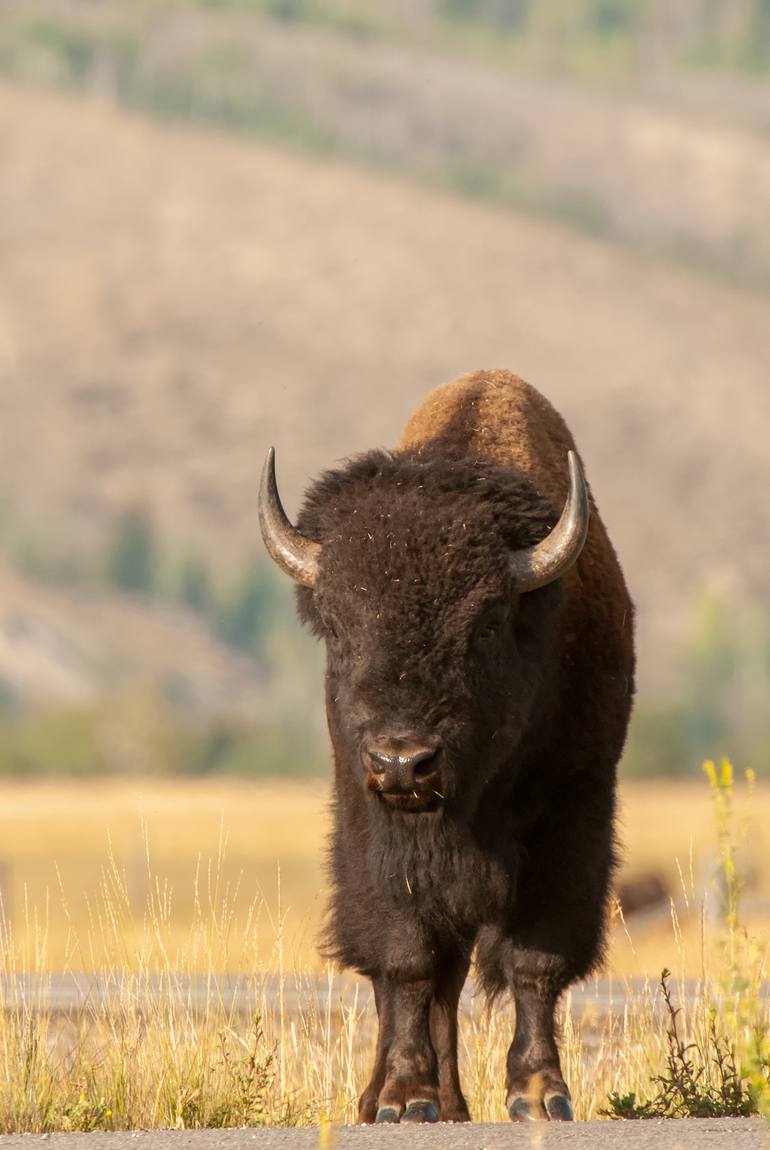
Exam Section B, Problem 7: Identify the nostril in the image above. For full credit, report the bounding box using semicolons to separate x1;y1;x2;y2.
411;749;439;781
363;738;443;791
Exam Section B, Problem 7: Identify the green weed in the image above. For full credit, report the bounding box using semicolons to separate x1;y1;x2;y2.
602;759;770;1119
210;1015;275;1127
601;968;758;1118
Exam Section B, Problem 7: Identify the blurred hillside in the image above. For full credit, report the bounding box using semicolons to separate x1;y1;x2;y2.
0;2;769;775
2;1;770;281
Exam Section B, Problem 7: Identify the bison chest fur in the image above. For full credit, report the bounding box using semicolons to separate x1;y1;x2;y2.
328;781;536;981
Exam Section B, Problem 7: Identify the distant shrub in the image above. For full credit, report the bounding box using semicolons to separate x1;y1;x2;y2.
623;592;770;779
193;721;327;777
0;693;327;779
0;707;103;777
20;19;96;84
175;553;213;614
0;677;18;715
214;561;281;658
107;508;158;595
622;701;693;778
440;0;530;31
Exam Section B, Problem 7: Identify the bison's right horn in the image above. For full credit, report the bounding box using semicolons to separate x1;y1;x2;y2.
509;451;589;592
259;447;321;588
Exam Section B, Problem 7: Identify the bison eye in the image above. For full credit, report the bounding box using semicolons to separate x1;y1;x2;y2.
474;605;506;647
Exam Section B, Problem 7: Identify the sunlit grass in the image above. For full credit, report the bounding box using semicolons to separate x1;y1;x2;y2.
0;771;766;1129
0;779;329;970
1;776;769;973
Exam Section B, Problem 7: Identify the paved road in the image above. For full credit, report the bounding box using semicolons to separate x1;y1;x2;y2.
0;1121;767;1150
6;973;767;1018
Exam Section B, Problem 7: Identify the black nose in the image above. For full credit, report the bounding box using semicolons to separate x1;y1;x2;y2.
363;737;441;793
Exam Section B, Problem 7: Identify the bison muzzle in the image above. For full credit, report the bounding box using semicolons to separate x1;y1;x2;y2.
259;370;635;1123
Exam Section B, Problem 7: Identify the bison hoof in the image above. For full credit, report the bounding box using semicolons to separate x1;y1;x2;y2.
545;1093;574;1121
375;1107;401;1124
401;1100;440;1124
507;1091;574;1123
507;1096;543;1122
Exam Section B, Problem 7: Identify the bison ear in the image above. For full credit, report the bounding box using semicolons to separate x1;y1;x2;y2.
259;447;321;588
509;451;589;593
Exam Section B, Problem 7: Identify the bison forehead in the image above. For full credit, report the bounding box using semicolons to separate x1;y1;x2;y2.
320;512;509;600
295;447;560;637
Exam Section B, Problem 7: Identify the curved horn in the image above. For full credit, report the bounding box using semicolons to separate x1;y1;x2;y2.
259;447;321;588
509;451;590;592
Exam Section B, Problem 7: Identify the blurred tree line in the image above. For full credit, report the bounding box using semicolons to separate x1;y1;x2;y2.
3;0;769;283
624;592;770;778
1;504;770;778
2;0;769;80
438;0;770;70
0;504;327;778
106;507;280;662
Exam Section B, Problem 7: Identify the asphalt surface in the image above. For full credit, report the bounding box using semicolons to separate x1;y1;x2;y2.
6;972;762;1018
0;1122;767;1150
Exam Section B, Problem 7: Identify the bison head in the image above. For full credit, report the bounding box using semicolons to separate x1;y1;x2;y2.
260;447;587;815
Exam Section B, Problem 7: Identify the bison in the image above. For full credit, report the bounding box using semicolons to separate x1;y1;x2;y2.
259;369;635;1124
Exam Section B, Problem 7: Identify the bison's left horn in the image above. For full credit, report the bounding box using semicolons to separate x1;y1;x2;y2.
509;451;589;592
259;447;321;588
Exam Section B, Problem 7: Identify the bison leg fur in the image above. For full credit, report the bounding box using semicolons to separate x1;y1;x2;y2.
429;952;472;1122
505;973;572;1123
358;978;393;1123
362;979;440;1124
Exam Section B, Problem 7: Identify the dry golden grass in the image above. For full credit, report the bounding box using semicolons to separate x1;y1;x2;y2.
0;775;767;975
0;778;329;971
613;777;770;977
0;772;766;1129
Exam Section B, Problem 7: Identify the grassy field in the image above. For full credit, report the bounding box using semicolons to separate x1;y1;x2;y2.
0;771;767;1128
0;768;767;1127
0;778;328;971
0;774;767;975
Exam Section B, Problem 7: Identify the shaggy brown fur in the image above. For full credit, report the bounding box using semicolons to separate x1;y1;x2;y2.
273;370;635;1125
400;369;631;656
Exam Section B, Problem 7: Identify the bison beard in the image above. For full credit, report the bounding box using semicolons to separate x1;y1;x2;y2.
259;370;635;1123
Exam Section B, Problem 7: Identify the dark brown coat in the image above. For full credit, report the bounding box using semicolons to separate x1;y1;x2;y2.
263;370;635;1124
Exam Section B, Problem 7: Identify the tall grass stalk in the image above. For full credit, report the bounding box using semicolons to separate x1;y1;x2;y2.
704;759;770;1118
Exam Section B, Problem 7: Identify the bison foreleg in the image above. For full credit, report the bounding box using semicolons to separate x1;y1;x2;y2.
358;977;393;1123
429;952;472;1122
505;973;572;1122
361;978;439;1124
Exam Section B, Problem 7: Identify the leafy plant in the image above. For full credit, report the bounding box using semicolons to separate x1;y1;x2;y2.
603;760;770;1119
60;1090;113;1133
601;969;758;1118
210;1015;275;1127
